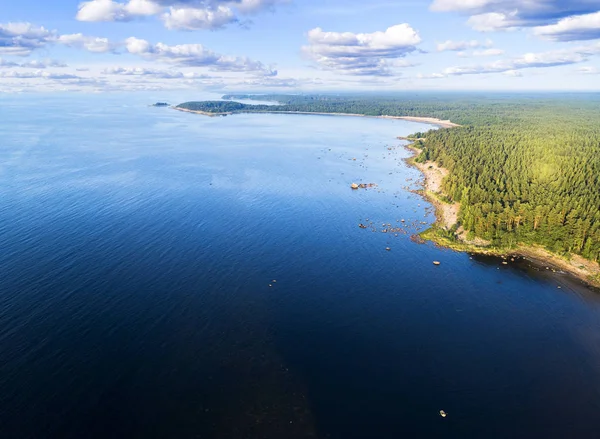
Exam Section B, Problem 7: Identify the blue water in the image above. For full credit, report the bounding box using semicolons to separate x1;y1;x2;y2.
1;95;599;439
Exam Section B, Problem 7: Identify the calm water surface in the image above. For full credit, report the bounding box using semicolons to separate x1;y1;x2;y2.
1;95;599;439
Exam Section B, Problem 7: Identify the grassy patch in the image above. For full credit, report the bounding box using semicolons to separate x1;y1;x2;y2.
420;226;499;254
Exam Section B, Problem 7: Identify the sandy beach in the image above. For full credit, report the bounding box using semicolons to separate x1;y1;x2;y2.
409;155;459;230
172;106;461;128
172;107;229;117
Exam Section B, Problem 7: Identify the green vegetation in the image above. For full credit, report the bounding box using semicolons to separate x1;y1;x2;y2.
418;105;600;263
421;226;491;253
178;93;600;264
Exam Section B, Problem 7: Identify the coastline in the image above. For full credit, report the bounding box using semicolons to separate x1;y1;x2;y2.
404;144;600;289
173;104;599;288
171;106;460;129
172;106;229;117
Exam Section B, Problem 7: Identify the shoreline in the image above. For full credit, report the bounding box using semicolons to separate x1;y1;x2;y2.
173;104;599;288
171;106;460;129
404;144;600;289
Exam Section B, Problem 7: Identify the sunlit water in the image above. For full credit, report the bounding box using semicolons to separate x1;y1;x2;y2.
1;94;599;439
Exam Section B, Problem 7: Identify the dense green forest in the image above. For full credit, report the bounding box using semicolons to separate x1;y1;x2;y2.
178;94;600;263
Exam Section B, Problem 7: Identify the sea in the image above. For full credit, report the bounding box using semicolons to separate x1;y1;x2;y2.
1;93;599;439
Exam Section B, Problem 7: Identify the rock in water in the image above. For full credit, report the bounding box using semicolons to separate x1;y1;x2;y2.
351;183;359;189
433;261;441;266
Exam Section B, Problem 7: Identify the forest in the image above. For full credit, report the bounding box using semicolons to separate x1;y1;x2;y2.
178;94;600;263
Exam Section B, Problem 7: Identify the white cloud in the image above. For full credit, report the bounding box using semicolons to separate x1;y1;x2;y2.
473;48;504;57
534;11;600;42
303;24;421;76
234;0;287;14
162;5;236;30
437;39;492;52
0;70;80;79
467;11;520;32
430;0;493;13
101;66;214;79
76;0;288;30
422;42;600;78
57;33;118;53
125;37;277;75
76;0;161;22
20;59;68;68
0;22;120;56
417;72;446;79
430;0;600;32
0;22;56;55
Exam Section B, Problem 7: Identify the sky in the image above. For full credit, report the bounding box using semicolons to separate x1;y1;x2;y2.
1;0;600;93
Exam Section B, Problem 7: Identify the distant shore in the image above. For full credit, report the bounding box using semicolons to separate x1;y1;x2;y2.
172;106;460;128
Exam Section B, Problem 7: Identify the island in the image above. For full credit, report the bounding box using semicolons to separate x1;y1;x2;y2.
174;94;600;288
151;102;170;107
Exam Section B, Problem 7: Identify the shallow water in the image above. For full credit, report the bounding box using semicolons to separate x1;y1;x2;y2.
0;94;599;439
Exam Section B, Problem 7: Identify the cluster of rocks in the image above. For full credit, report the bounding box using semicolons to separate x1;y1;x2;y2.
351;183;377;190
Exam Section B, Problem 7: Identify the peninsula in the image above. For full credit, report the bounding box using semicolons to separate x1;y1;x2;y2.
173;101;459;129
175;94;600;288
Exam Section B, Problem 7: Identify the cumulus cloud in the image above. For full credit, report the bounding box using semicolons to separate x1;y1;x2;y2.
76;0;161;21
430;0;600;32
437;39;492;52
303;24;421;76
0;22;119;56
467;11;521;32
422;42;600;78
125;37;277;75
162;5;236;30
0;22;56;55
534;11;600;41
57;33;118;53
76;0;288;30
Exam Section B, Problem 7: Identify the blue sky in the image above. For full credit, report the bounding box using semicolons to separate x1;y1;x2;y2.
1;0;600;93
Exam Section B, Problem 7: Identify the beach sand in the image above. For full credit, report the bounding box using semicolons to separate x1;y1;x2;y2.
172;107;461;128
